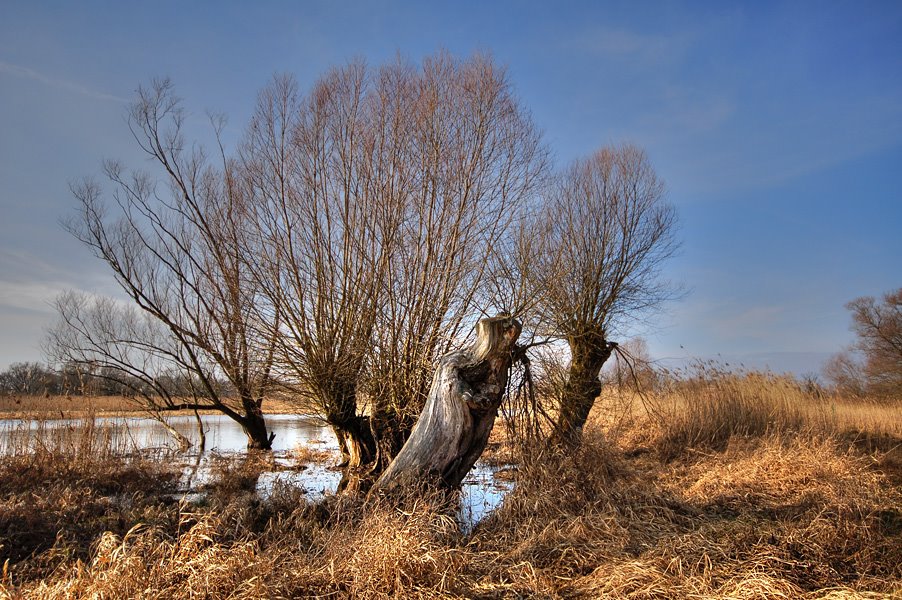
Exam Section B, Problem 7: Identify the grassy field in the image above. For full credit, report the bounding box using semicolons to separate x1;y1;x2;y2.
1;373;900;599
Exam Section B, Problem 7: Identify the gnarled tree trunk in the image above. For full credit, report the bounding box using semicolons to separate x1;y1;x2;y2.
552;336;618;446
372;316;521;493
240;397;275;450
331;415;376;469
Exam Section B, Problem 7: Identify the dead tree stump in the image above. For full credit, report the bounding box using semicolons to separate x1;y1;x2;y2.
371;315;522;493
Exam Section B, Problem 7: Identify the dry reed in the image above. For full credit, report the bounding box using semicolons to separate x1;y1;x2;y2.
1;373;900;599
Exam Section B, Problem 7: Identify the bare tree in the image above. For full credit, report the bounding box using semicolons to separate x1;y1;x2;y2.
65;79;278;449
363;52;547;468
823;350;867;398
46;291;204;450
0;362;56;396
603;337;659;392
522;144;679;445
243;65;404;469
243;53;546;474
838;288;902;399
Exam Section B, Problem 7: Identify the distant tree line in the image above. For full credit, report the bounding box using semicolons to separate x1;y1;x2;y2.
0;360;234;399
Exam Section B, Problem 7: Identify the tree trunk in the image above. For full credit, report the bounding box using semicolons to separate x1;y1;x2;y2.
331;415;376;469
369;408;414;473
241;397;274;450
371;316;521;494
553;337;617;446
158;416;193;452
193;408;207;452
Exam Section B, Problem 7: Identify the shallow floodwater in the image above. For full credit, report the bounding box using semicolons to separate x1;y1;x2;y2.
0;414;513;529
0;413;330;453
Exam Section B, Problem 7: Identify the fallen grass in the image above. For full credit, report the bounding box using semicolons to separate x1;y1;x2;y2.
1;372;900;598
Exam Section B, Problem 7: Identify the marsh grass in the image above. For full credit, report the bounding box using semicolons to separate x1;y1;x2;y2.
650;370;808;459
0;417;181;584
600;367;902;460
1;372;901;599
287;442;339;465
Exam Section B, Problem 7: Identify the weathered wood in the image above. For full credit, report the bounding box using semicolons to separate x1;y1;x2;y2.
371;315;522;493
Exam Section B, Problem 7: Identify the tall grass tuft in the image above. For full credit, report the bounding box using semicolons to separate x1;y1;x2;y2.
653;367;807;459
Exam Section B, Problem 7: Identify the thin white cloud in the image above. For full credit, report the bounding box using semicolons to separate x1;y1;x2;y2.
0;280;61;315
0;248;72;285
0;248;121;309
570;27;695;66
0;59;127;103
712;305;784;337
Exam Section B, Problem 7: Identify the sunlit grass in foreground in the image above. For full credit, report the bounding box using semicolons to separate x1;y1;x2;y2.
1;370;900;599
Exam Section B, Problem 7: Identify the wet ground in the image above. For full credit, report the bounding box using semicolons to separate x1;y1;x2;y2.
0;414;513;529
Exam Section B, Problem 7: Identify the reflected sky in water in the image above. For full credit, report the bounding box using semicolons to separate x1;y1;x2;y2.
1;414;512;530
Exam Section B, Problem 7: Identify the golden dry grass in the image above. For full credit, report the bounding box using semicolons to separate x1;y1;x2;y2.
287;442;339;465
603;370;902;458
1;373;901;599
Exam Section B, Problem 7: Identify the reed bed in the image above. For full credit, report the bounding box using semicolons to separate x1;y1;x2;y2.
1;373;900;599
0;417;181;586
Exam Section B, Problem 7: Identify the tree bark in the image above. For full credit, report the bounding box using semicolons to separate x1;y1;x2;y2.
553;337;617;446
371;316;521;493
241;397;274;450
369;408;414;473
331;415;376;469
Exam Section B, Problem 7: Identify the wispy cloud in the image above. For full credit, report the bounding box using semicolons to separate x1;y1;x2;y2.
712;305;785;337
0;59;127;103
666;299;789;348
638;85;736;135
0;281;62;316
569;27;695;66
0;249;119;312
0;249;71;316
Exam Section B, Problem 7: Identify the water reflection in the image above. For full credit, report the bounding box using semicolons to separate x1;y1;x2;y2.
0;414;512;529
0;413;334;454
459;466;515;533
257;465;342;502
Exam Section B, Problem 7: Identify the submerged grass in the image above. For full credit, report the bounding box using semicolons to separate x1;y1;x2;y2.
1;373;901;599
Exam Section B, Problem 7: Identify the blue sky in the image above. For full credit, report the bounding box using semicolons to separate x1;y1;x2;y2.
1;1;900;375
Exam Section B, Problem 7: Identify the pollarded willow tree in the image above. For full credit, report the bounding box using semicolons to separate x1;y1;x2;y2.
243;64;404;468
364;52;547;467
62;80;279;449
243;52;547;473
523;144;679;445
